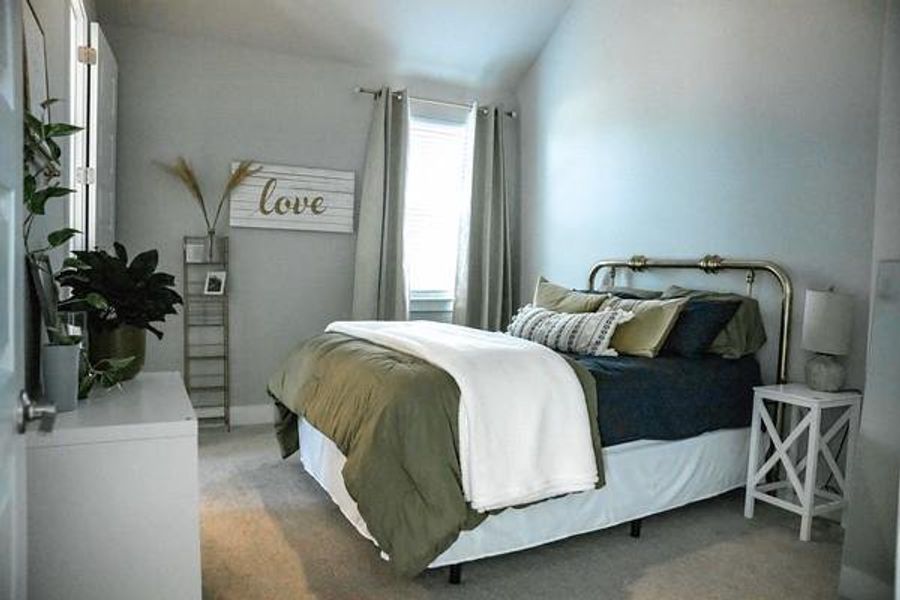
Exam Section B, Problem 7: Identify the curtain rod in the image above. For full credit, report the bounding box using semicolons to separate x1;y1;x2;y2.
354;87;517;119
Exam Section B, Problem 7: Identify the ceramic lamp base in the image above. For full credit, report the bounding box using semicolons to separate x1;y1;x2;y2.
805;353;846;392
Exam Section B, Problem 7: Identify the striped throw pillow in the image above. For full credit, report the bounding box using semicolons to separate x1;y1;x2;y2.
508;305;634;357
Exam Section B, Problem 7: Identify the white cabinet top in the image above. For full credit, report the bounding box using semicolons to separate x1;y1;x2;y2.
753;383;862;407
27;372;197;448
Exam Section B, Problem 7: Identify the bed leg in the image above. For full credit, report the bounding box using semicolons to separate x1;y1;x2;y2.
448;563;463;585
630;519;642;538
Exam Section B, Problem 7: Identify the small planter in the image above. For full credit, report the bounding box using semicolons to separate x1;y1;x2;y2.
89;325;146;381
43;344;80;412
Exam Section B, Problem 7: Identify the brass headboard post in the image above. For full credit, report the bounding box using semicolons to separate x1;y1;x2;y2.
588;254;793;384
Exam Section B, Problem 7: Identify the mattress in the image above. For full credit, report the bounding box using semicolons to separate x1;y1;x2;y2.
298;418;750;569
573;353;761;446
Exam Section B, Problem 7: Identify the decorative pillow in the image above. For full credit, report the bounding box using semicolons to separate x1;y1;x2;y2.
599;297;688;357
533;276;608;313
662;299;741;357
660;286;767;358
508;305;633;357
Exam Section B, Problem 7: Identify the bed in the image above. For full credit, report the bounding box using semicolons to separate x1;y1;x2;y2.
269;254;793;583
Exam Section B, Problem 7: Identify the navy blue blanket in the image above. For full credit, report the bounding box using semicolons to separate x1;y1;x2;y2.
570;354;761;447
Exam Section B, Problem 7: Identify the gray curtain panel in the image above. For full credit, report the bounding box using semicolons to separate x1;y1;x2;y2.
351;88;410;320
453;106;514;330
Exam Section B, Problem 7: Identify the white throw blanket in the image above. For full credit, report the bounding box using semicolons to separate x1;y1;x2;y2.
325;320;599;512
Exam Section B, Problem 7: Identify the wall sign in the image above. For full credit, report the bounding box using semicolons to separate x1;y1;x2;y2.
229;162;355;233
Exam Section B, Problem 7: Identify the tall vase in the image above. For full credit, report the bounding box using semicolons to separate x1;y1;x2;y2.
204;231;228;263
206;230;217;262
43;344;80;412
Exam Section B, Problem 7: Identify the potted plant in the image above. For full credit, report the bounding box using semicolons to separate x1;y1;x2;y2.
57;243;183;381
24;100;134;407
157;157;259;261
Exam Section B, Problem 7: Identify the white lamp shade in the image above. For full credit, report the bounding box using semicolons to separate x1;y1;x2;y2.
802;289;853;355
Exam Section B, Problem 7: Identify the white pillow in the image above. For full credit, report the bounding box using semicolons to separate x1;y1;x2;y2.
508;305;634;357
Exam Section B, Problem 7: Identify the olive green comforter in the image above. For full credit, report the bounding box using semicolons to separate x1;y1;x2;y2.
267;332;604;576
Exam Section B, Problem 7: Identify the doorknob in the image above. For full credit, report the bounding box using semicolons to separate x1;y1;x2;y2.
16;390;56;434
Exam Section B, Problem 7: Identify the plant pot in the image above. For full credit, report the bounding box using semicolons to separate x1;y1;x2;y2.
89;325;146;381
43;344;80;412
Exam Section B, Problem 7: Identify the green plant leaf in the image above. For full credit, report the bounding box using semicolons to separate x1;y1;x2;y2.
47;227;80;248
79;371;98;399
57;298;91;313
25;112;43;130
46;137;61;161
40;98;60;108
113;242;128;264
95;356;136;388
28;186;74;215
128;249;158;278
148;272;175;287
84;292;109;310
45;123;82;137
97;356;136;371
62;256;90;270
24;173;36;197
55;272;90;286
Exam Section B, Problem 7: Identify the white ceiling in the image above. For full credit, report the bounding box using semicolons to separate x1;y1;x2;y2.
95;0;572;90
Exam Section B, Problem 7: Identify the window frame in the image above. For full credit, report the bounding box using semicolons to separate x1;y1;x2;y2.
404;100;475;309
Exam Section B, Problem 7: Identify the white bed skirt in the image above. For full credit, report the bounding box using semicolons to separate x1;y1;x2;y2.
297;418;750;569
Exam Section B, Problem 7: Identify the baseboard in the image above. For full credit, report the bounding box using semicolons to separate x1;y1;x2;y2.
230;403;275;426
838;565;894;600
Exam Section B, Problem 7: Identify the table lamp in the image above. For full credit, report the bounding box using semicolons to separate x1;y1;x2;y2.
802;289;853;392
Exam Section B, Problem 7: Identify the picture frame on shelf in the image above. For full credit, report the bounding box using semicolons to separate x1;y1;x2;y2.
203;271;227;295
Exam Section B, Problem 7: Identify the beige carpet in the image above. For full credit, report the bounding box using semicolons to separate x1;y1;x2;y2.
198;425;843;600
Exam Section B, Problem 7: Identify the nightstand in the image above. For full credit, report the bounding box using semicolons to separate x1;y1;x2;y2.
27;372;201;600
744;383;861;541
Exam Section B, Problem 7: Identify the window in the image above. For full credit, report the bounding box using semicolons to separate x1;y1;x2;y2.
404;102;475;307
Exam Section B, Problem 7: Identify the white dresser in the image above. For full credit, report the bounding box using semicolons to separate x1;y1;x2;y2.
26;372;201;600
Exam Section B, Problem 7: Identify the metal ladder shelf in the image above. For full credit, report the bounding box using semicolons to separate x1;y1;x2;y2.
182;236;231;430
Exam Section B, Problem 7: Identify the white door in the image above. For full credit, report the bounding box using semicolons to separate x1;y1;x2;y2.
66;0;89;252
86;21;116;251
0;0;27;597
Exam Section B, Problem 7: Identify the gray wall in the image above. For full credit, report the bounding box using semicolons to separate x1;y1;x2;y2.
840;0;900;596
515;0;884;385
107;26;510;408
870;0;900;267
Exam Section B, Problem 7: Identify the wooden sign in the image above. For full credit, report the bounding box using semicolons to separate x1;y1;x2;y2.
229;162;355;233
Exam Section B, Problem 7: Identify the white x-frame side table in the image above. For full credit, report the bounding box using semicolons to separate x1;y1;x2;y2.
744;384;862;541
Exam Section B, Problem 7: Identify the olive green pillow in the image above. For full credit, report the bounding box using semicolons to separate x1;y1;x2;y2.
660;286;767;358
533;277;608;313
600;296;688;357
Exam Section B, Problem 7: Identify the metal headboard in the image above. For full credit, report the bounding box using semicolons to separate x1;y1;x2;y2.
587;254;793;384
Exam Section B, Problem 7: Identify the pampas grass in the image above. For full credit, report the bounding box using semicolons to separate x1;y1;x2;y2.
158;157;260;234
